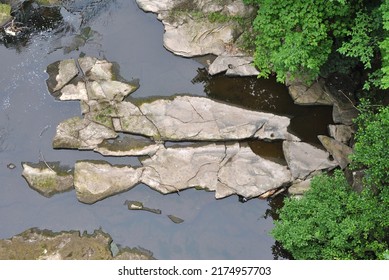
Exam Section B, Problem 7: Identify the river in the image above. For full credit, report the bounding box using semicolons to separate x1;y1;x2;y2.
0;0;332;259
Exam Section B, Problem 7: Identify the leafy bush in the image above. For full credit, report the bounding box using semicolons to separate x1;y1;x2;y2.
351;101;389;188
271;171;389;259
243;0;389;88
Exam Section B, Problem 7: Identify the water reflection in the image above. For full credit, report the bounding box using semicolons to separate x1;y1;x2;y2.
192;68;334;144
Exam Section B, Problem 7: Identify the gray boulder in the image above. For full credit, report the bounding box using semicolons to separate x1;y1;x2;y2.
283;141;338;180
328;124;354;144
318;135;353;169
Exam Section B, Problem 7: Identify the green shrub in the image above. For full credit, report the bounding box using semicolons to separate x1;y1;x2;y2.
271;171;389;259
351;102;389;188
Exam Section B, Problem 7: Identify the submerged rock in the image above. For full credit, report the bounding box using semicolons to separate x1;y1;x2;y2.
124;200;162;214
282;141;337;180
167;214;184;224
0;228;154;260
74;161;143;204
318;135;353;169
21;162;73;197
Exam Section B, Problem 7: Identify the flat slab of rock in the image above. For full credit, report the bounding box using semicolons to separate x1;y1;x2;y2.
283;141;338;180
0;228;153;260
135;96;300;141
318;135;353;169
74;161;143;204
140;143;292;199
21;162;73;197
288;178;312;195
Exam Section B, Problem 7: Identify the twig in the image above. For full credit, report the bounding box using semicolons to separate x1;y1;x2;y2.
39;150;55;173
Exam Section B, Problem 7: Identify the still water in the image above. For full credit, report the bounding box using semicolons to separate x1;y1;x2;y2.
0;0;332;259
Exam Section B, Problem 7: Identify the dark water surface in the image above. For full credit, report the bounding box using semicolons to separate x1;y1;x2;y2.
0;0;332;259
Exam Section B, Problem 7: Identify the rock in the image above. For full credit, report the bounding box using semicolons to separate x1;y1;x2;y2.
208;55;259;76
47;58;137;102
283;141;338;180
136;96;299;141
53;117;117;150
318;135;353;169
288;178;312;195
21;162;73;197
344;168;366;193
74;161;143;204
332;102;359;125
46;59;79;93
163;18;237;57
167;214;184;224
286;78;334;106
7;163;16;169
136;0;257;75
328;124;354;144
125;200;162;214
0;228;154;260
140;143;292;199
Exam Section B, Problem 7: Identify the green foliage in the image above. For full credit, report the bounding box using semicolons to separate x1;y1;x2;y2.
351;101;389;187
271;171;389;259
244;0;388;88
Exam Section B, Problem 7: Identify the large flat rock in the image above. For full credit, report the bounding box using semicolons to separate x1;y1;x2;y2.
140;143;292;199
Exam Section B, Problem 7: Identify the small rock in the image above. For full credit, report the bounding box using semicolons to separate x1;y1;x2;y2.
328;124;354;144
167;214;184;224
124;200;162;214
288;179;312;195
286;78;334;106
7;163;16;169
318;135;353;169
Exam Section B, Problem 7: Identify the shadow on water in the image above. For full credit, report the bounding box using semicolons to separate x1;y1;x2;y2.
192;68;334;145
0;0;334;260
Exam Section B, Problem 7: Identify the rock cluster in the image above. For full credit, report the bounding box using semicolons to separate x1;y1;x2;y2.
136;0;259;76
23;57;345;203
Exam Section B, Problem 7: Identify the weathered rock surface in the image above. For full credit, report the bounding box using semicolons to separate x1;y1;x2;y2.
328;124;354;144
283;141;337;180
136;0;258;76
140;143;292;199
46;57;137;101
21;162;73;197
208;55;259;76
52;117;117;150
332;102;359;125
74;161;143;204
0;228;154;260
318;135;353;169
286;78;334;106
